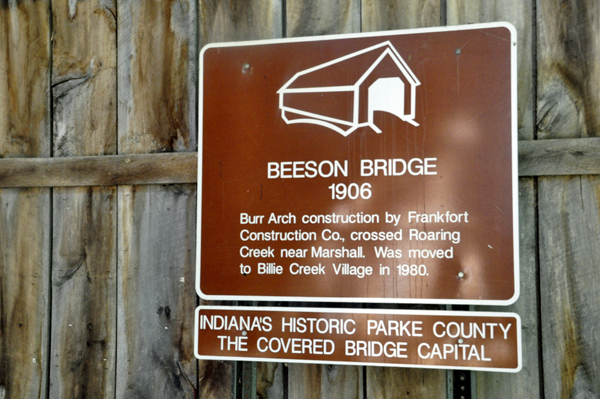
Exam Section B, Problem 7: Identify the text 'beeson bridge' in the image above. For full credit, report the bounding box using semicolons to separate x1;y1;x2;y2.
267;158;438;179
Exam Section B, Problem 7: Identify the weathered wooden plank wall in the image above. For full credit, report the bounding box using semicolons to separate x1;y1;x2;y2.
116;0;198;397
0;1;51;398
2;0;600;398
537;1;600;399
49;1;117;397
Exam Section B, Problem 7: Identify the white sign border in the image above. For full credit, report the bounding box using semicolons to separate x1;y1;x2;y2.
197;21;520;306
194;306;522;373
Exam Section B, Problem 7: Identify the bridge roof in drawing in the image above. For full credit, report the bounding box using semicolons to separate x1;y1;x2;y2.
278;41;420;93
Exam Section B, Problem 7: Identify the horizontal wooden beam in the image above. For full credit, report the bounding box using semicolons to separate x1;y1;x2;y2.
0;152;197;188
518;137;600;177
0;138;598;188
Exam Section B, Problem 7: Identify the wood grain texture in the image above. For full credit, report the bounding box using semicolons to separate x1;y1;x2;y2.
447;1;541;398
0;188;50;399
286;0;359;37
117;184;198;398
361;2;447;397
118;0;198;155
257;362;285;399
49;3;118;395
537;0;600;140
52;0;117;157
50;187;117;398
0;152;198;188
519;138;600;177
116;1;199;397
538;176;600;398
0;0;51;159
200;0;282;45
288;363;363;399
362;0;440;32
0;1;50;398
537;1;600;398
366;367;446;398
198;359;233;399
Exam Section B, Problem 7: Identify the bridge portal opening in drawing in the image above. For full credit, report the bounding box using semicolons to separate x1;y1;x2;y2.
368;77;406;133
278;42;420;136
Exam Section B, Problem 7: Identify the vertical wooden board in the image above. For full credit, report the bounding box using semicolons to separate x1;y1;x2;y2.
283;2;363;397
118;0;198;155
0;1;50;398
288;363;363;399
52;0;117;157
50;187;117;398
361;2;446;398
0;188;50;399
200;0;282;45
447;2;541;398
288;363;319;399
536;0;600;141
361;0;441;32
447;0;535;140
366;367;446;398
538;176;600;398
199;1;283;397
117;0;198;395
286;0;359;37
117;184;198;397
537;1;600;397
257;362;285;399
49;1;118;397
117;0;199;397
197;358;233;399
0;0;51;158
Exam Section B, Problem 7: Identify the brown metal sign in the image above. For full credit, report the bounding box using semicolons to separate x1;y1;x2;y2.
197;23;519;304
195;307;521;372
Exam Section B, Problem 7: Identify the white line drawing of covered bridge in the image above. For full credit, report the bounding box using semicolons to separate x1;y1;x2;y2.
278;41;420;137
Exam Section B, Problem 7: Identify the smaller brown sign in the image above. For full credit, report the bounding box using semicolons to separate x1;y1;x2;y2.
195;306;521;372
